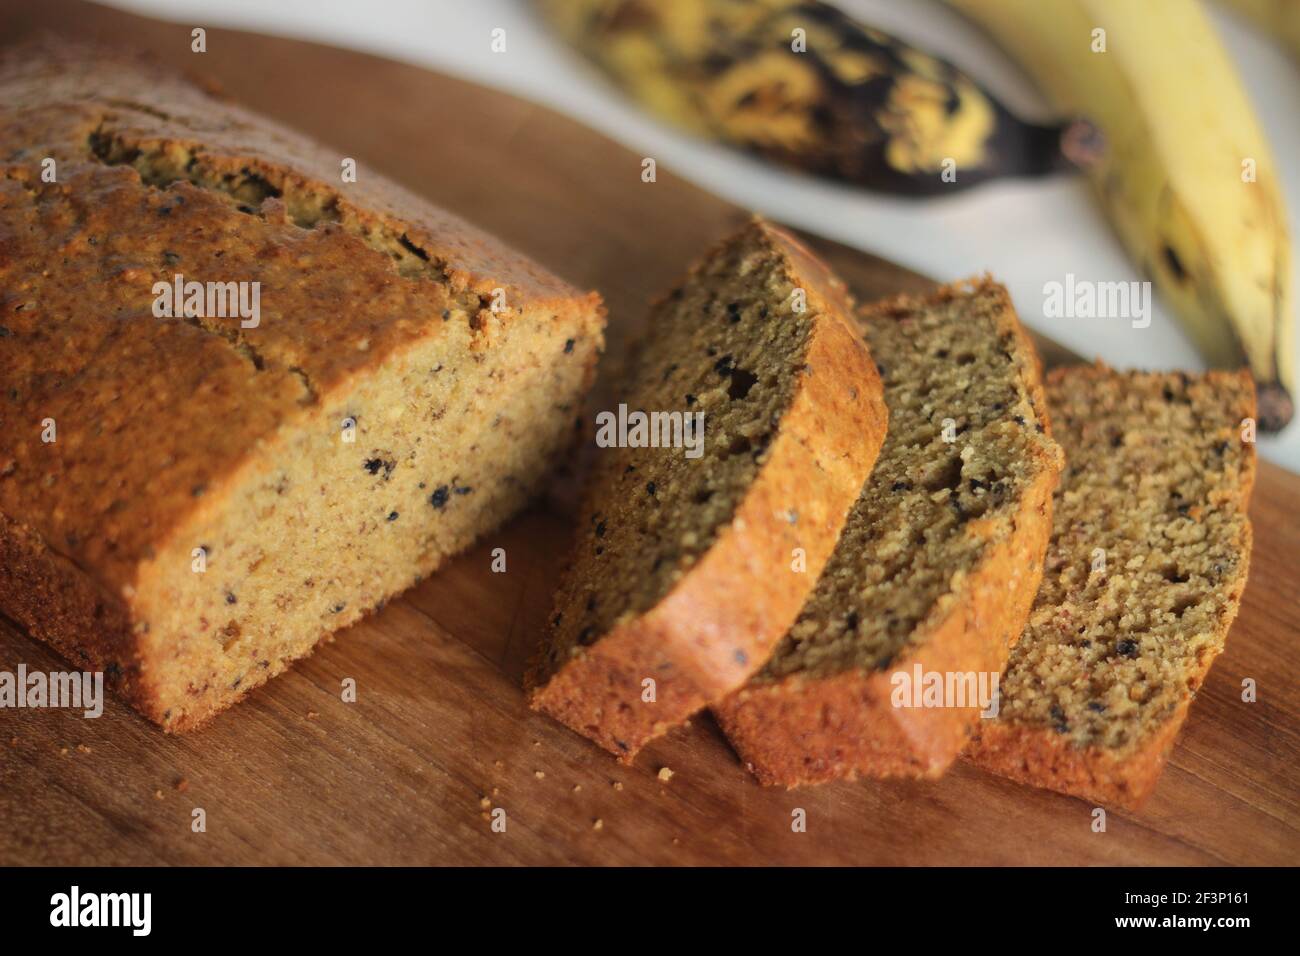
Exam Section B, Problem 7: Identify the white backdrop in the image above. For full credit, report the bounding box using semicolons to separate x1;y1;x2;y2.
100;0;1300;470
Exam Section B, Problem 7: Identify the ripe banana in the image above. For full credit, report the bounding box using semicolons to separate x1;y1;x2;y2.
1214;0;1300;61
948;0;1294;429
533;0;1099;195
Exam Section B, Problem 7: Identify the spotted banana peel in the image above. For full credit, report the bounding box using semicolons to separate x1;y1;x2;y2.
947;0;1294;430
533;0;1099;195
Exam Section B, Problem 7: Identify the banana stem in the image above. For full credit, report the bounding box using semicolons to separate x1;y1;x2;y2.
1058;118;1106;170
1256;383;1294;432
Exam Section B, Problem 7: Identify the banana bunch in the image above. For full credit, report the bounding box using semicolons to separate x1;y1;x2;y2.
947;0;1293;429
533;0;1098;195
1214;0;1300;61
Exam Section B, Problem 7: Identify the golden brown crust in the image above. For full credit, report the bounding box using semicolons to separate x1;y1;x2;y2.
964;700;1190;810
528;220;887;760
0;37;599;590
0;511;151;713
713;278;1063;785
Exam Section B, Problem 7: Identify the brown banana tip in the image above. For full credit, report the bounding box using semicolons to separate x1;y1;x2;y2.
1059;118;1106;169
1256;382;1294;433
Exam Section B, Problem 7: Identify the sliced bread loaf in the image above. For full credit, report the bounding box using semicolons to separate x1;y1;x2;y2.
966;365;1256;808
0;41;605;730
526;219;888;761
714;279;1064;785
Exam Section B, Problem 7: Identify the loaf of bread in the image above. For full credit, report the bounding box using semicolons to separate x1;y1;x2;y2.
714;279;1064;785
966;364;1256;808
526;219;888;761
0;40;605;730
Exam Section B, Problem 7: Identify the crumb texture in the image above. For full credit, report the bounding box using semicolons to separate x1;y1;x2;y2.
979;366;1255;764
538;225;815;677
759;279;1060;681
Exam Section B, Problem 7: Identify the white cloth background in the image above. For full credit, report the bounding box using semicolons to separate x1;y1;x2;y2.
101;0;1300;471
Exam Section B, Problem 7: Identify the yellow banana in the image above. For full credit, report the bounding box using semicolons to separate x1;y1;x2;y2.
1214;0;1300;61
533;0;1099;195
949;0;1294;429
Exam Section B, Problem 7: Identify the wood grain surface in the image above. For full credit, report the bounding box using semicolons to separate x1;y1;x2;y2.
1;0;1297;866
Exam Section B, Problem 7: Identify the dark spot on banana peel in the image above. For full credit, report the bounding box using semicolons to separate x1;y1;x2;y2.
540;0;1090;195
1163;244;1189;282
601;0;657;32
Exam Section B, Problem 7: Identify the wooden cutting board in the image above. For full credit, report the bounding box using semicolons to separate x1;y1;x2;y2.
1;0;1296;866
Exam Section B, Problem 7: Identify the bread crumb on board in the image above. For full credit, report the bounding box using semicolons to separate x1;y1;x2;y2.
592;818;604;831
657;767;674;782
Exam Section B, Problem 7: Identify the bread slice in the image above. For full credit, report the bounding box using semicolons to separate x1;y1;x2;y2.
526;220;888;761
966;364;1256;808
714;279;1064;785
0;40;605;730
